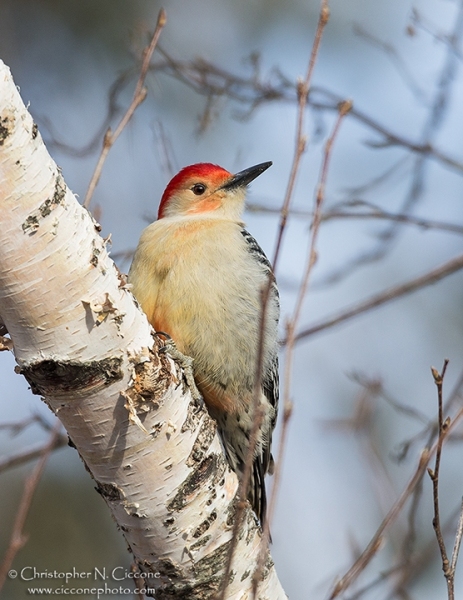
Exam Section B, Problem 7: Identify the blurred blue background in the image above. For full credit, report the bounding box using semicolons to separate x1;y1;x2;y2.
1;0;463;598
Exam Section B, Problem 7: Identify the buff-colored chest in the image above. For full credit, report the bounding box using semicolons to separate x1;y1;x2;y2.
129;216;278;407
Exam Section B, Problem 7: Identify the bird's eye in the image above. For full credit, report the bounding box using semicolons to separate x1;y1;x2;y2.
192;183;206;195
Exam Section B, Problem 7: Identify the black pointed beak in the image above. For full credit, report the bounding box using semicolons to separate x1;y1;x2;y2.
219;161;272;191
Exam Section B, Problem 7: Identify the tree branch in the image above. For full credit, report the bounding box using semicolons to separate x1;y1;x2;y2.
0;59;286;600
292;253;463;343
428;360;460;600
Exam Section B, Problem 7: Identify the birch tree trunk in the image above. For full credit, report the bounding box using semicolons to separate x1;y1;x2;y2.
0;60;287;599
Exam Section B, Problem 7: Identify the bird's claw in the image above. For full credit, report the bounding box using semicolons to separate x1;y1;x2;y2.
156;331;203;403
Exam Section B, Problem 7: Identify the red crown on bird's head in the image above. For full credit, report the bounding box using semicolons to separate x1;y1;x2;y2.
158;163;232;219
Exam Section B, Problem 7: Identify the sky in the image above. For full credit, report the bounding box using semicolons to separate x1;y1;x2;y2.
1;1;463;598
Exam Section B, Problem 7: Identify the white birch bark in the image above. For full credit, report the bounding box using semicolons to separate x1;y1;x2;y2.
0;60;287;599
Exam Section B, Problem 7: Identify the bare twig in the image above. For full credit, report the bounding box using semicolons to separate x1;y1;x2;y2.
292;252;463;343
285;99;353;377
0;436;68;474
252;99;351;598
0;421;62;592
271;1;331;271
428;359;459;600
83;9;166;209
247;200;463;236
394;366;463;464
324;210;463;234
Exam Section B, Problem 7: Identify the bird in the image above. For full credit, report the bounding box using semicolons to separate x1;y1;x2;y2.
128;161;279;525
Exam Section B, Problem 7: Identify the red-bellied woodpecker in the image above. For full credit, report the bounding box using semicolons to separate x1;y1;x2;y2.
128;162;279;525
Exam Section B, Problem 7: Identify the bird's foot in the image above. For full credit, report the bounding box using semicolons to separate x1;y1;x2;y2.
157;332;202;403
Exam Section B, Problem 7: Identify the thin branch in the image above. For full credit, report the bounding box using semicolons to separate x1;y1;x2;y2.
292;252;463;343
286;99;353;352
393;366;463;464
321;205;463;236
246;200;463;236
271;0;331;272
83;9;166;209
0;421;62;592
0;436;68;474
253;99;351;597
428;360;456;600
